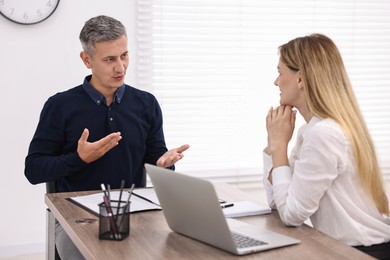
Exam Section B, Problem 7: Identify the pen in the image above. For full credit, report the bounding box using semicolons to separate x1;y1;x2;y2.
221;203;234;209
119;183;134;227
131;189;160;207
103;194;120;239
128;183;135;200
101;183;108;197
218;199;226;204
117;183;135;235
123;183;135;214
101;183;119;239
107;184;111;202
116;179;126;216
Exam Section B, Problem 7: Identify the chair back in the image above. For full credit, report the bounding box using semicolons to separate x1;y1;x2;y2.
46;181;57;193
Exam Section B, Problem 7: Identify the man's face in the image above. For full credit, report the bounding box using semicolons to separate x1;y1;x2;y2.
81;35;129;93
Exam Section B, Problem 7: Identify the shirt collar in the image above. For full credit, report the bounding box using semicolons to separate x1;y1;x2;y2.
301;116;321;139
82;75;125;105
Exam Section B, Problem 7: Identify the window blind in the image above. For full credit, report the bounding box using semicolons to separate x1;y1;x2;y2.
135;0;390;181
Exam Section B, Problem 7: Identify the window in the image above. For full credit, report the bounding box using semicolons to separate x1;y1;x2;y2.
135;0;390;182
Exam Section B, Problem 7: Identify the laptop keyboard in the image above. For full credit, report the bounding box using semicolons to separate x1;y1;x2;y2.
231;232;267;248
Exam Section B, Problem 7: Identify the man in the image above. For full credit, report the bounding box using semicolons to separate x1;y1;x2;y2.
25;15;189;259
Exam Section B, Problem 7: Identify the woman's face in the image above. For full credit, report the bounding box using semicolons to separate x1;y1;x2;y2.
274;59;304;108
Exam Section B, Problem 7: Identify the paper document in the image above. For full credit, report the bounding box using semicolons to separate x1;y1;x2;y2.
222;201;271;218
132;188;160;205
69;188;161;216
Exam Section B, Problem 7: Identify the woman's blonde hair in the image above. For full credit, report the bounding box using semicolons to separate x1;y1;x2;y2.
279;33;389;215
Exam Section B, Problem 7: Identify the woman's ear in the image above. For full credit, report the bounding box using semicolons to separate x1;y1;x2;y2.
80;51;92;69
296;71;304;89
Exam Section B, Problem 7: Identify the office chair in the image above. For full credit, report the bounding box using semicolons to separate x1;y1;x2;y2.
46;181;61;260
46;181;57;194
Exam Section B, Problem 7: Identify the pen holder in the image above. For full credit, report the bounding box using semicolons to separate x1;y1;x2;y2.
99;200;130;240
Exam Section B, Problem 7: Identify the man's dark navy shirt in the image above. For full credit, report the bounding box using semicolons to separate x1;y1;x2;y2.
25;76;171;192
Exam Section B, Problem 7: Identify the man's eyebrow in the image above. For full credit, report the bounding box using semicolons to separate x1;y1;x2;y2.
102;51;128;60
103;55;115;60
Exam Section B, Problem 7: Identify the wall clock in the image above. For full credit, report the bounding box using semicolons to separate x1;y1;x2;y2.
0;0;60;25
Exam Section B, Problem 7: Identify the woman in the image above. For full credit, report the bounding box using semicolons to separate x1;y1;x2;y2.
263;33;390;259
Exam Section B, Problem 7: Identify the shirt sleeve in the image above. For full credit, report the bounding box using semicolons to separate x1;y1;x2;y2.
263;151;276;209
143;95;172;169
24;98;87;185
272;123;346;226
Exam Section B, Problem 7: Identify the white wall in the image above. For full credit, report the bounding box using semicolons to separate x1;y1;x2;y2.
0;1;137;257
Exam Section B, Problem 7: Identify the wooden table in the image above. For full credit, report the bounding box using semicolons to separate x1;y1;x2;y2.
45;183;373;260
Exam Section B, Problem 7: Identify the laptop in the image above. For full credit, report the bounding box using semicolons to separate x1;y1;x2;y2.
144;163;300;255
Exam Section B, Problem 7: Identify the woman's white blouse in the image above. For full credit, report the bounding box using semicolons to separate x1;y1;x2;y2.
263;116;390;246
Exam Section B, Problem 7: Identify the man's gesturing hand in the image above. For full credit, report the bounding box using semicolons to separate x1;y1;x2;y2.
156;144;190;167
77;128;122;163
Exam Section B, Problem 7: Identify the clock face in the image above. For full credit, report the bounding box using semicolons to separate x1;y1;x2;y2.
0;0;60;25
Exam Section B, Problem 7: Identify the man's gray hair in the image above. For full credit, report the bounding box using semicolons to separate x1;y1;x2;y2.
79;15;127;56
